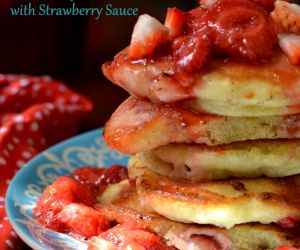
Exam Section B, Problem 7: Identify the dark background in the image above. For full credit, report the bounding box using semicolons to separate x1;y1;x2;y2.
0;0;196;132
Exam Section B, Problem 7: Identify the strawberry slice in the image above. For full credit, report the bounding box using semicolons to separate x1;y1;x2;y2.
57;203;110;238
164;7;187;39
129;14;169;59
278;32;300;65
33;176;94;231
271;1;300;34
210;0;278;62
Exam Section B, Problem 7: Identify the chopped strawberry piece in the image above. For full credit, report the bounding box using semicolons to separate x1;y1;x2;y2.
72;167;106;186
129;14;169;59
271;1;300;34
278;33;300;65
164;8;187;39
57;203;110;238
72;165;128;187
104;165;128;185
187;7;211;35
98;222;172;250
33;176;94;230
172;34;211;78
210;0;278;62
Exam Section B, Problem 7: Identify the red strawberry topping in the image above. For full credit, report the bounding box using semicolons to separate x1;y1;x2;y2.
127;0;281;75
33;176;94;230
72;165;128;187
172;34;211;82
209;0;278;62
174;0;279;75
187;7;211;35
57;203;110;238
128;14;169;59
33;166;127;237
164;7;187;39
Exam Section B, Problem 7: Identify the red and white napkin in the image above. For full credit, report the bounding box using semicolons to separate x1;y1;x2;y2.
0;74;92;249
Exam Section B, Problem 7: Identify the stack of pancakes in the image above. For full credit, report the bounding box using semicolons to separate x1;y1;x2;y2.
102;49;300;249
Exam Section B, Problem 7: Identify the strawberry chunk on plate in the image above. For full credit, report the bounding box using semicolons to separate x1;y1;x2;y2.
33;176;94;230
57;203;110;238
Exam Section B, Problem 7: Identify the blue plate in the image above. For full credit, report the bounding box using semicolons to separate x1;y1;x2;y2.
5;128;129;250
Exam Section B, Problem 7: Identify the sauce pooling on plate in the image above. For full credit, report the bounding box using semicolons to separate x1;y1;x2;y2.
33;165;127;237
33;165;171;249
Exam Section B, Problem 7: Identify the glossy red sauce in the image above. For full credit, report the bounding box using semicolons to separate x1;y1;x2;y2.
72;165;128;194
33;165;170;249
33;176;95;232
33;165;127;237
134;0;278;80
179;108;207;126
162;104;212;126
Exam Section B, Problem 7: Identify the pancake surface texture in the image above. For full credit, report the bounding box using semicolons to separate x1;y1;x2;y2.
103;50;300;117
104;97;300;155
94;180;300;250
137;140;300;181
129;157;300;229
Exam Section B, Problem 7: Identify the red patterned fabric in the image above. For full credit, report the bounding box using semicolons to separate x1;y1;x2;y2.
1;74;92;249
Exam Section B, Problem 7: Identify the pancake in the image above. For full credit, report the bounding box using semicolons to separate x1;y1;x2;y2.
102;50;300;117
137;140;300;181
129;157;300;229
94;179;300;250
104;97;300;155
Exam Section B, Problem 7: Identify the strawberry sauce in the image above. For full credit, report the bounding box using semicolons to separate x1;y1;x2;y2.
33;166;127;237
33;165;171;249
130;0;279;79
175;0;278;74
